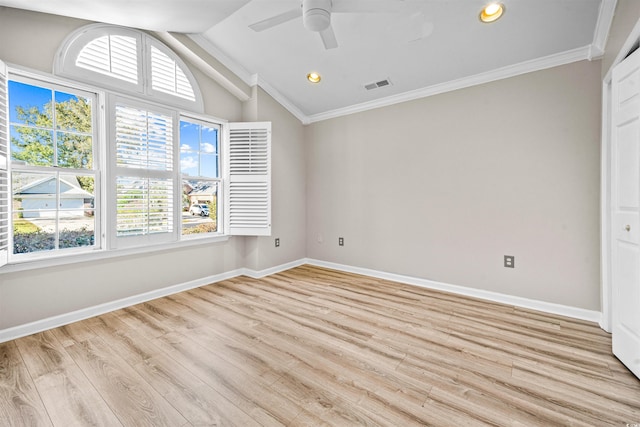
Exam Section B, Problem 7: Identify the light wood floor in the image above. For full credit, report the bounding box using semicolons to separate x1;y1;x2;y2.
1;265;639;426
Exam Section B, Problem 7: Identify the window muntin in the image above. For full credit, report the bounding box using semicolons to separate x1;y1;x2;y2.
180;117;220;237
8;77;98;257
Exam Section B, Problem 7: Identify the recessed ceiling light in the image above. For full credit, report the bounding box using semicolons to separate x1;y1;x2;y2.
307;72;321;83
480;2;504;23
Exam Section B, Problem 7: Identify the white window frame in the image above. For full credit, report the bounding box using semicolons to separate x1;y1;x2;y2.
107;94;179;249
0;60;9;269
0;26;271;272
55;24;204;113
6;68;103;263
179;113;224;240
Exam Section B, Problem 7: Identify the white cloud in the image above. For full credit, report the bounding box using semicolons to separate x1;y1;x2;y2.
202;142;216;153
181;156;198;171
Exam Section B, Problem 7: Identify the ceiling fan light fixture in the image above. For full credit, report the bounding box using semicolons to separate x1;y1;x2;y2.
480;2;504;23
307;72;322;83
303;0;332;32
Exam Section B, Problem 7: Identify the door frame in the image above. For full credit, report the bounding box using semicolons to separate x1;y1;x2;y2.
602;18;640;332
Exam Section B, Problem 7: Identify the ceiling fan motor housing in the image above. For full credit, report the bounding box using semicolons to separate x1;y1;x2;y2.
303;0;331;32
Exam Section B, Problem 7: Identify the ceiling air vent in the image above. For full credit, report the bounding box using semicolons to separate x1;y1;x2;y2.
364;78;392;91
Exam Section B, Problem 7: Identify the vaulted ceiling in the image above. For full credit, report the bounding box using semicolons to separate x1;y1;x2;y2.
0;0;615;123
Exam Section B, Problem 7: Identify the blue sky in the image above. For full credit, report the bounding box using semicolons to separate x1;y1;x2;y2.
180;120;219;178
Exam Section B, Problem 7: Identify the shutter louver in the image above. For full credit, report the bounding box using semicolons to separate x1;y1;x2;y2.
115;105;173;171
0;60;8;267
226;122;271;236
114;103;174;243
116;177;173;237
76;35;138;84
150;46;195;101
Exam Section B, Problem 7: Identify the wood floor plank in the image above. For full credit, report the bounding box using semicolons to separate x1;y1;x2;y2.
1;264;639;426
14;331;123;427
0;341;52;427
50;323;188;427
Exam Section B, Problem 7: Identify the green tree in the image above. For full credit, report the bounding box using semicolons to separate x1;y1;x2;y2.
12;96;92;170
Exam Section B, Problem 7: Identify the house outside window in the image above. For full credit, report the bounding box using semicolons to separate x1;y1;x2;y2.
0;24;271;269
180;117;220;237
8;78;98;257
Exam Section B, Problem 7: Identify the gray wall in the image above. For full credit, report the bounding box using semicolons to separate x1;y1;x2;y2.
305;59;602;310
244;87;307;271
0;8;306;331
0;4;616;332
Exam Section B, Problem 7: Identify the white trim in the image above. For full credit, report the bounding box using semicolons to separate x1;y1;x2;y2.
188;34;255;86
601;79;612;333
0;235;230;274
0;257;305;343
156;32;251;103
590;0;618;59
304;259;602;323
600;18;640;333
307;46;593;123
54;24;204;113
0;267;244;343
241;258;308;279
254;75;310;125
0;256;604;343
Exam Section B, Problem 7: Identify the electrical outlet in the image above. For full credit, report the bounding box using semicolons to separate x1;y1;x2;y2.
275;238;280;247
338;237;344;246
504;255;515;268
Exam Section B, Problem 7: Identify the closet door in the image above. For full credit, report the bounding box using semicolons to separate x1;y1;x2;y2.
611;47;640;380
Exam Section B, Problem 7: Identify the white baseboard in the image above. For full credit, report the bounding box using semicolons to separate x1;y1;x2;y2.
240;258;308;279
0;268;244;343
0;258;310;343
0;257;603;343
305;258;602;324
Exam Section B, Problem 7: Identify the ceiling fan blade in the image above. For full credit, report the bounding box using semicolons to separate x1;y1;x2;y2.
320;26;338;49
249;8;302;32
332;0;404;14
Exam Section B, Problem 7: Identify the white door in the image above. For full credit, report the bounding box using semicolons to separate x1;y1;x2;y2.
611;47;640;380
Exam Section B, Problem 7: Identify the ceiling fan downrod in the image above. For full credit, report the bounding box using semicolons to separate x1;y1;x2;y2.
303;0;332;32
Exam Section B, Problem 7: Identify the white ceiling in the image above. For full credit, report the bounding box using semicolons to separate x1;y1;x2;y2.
0;0;614;123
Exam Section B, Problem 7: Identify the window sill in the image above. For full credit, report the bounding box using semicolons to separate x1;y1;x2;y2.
0;234;231;274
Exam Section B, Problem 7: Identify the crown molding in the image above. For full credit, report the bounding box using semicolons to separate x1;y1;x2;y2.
590;0;617;59
307;46;592;124
193;0;615;126
189;34;310;124
188;33;255;86
254;75;311;124
157;32;251;101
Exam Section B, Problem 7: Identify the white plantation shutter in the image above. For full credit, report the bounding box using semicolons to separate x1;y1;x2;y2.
150;46;195;101
113;102;175;245
0;60;8;267
76;35;138;84
225;122;271;236
116;177;173;236
115;105;173;171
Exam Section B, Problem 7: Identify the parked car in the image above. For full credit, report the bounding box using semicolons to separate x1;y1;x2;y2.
189;204;210;216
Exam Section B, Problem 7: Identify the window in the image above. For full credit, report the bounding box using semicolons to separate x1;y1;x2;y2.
112;102;174;246
56;24;202;111
180;117;220;237
7;76;98;258
0;26;271;270
76;34;138;84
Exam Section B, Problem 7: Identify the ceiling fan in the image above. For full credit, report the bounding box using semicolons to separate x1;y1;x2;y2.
248;0;403;50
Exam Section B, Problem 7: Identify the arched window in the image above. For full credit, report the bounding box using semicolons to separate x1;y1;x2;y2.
55;24;203;112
